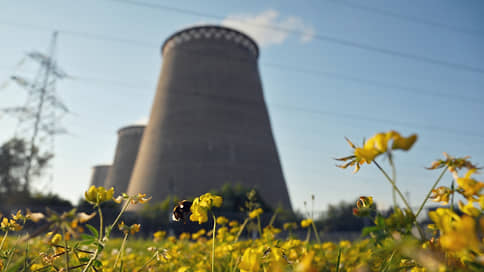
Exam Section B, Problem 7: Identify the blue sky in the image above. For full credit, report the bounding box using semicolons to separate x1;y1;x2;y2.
0;0;483;214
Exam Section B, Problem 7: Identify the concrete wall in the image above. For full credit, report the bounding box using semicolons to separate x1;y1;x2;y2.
89;164;111;188
104;125;144;194
127;25;292;210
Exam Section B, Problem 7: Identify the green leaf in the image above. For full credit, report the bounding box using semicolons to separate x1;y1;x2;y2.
78;257;91;263
85;224;99;238
361;226;379;236
93;259;103;268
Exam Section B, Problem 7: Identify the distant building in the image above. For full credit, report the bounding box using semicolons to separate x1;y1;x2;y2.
104;125;145;194
88;25;293;210
88;164;110;188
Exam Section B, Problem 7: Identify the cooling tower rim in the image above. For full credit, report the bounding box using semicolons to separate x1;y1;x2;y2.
161;24;259;58
117;125;146;135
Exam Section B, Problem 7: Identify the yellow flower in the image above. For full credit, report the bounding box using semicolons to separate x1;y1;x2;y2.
189;193;223;224
84;185;115;204
283;222;297;231
428;208;459;233
440;215;480;252
479;195;484;209
153;230;166;242
391;133;417;151
336;131;417;173
84;185;97;203
130;224;141;234
238;248;261;272
0;217;22;231
430;186;452;205
427;152;480;174
191;229;206;240
295;251;316;272
300;219;313;228
216;216;228;225
11;210;24;221
130;193;152;204
354;147;380;164
249;208;263;219
455;169;484;199
30;263;45;271
50;233;62;245
458;200;480;217
189;198;209;224
229;220;239;227
177;266;191;272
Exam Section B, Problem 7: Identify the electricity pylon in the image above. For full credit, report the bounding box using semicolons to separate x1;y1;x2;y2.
1;31;69;193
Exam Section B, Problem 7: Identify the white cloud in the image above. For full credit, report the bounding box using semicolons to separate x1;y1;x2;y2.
221;10;315;47
134;116;148;125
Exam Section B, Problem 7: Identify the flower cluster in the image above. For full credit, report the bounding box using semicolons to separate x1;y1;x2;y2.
84;185;115;205
189;193;223;224
248;208;263;219
300;218;313;228
336;130;417;173
427;152;480;174
118;221;141;235
2;130;484;271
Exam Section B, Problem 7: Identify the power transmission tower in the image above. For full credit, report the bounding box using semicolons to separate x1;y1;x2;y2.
1;31;69;193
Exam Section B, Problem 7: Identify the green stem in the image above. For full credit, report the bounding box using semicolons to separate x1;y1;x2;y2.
0;231;8;251
137;252;158;272
335;247;342;272
107;199;131;239
256;215;262;239
311;221;321;244
373;161;426;239
415;168;447;218
211;214;217;272
61;227;70;272
4;249;14;272
305;227;311;242
374;161;412;212
82;206;104;272
113;233;129;271
390;158;398;208
268;209;279;227
23;240;29;272
234;218;249;243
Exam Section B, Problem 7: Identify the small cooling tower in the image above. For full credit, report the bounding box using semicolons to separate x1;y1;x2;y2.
104;125;144;194
127;25;292;210
89;165;110;188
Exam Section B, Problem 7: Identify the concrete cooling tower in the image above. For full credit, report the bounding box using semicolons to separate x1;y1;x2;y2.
104;125;145;194
126;25;292;210
89;165;110;187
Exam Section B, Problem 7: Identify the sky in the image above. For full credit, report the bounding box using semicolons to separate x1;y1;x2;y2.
0;0;483;214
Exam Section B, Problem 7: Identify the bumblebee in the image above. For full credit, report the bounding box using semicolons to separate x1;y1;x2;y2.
172;200;192;223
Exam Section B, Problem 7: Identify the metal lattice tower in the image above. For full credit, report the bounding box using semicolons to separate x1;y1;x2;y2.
0;31;69;192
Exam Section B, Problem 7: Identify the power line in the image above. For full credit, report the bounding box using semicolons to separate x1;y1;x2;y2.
68;74;484;140
105;0;484;75
320;0;484;38
3;45;481;104
2;2;484;74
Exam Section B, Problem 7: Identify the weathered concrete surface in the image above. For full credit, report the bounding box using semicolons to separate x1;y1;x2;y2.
104;125;144;194
89;165;111;188
127;25;292;210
